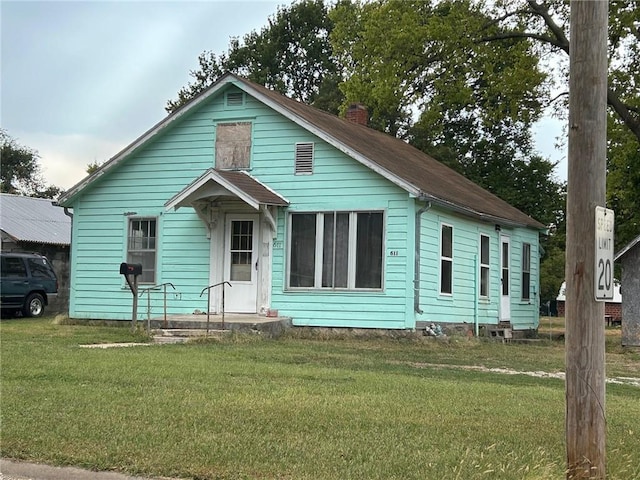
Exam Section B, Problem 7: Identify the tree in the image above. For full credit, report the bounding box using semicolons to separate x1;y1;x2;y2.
330;0;566;304
166;0;341;114
0;130;62;198
484;0;640;249
330;0;563;213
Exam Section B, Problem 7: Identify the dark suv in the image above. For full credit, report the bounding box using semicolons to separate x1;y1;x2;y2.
0;253;58;317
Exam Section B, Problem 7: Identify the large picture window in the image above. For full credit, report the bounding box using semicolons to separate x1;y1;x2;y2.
127;218;156;284
522;243;531;300
288;211;383;290
480;234;490;297
440;224;453;295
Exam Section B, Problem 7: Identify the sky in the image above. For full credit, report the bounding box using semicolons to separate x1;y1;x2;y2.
1;0;567;192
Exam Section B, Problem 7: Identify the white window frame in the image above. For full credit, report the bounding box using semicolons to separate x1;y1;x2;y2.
479;234;490;298
286;211;384;291
127;217;157;284
440;223;453;295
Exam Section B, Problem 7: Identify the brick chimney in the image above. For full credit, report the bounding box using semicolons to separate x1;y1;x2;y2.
345;103;368;126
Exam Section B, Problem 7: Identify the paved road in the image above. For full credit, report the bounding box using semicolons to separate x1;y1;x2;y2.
0;460;182;480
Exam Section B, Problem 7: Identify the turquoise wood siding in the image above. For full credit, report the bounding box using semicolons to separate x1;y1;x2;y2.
246;100;413;329
67;83;538;329
508;228;540;330
416;206;539;329
67;85;415;326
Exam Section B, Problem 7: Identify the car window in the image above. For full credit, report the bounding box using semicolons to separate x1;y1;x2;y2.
1;257;28;278
27;257;56;280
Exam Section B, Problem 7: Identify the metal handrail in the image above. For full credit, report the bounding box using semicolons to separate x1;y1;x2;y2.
200;281;232;335
138;282;177;330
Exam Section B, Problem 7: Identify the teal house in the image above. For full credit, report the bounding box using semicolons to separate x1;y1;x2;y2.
58;73;544;332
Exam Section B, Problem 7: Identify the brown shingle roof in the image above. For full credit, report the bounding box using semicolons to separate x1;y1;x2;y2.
59;72;546;230
165;168;289;211
215;170;289;206
241;76;545;229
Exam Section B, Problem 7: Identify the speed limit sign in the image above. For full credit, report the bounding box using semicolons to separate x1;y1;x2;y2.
594;206;615;301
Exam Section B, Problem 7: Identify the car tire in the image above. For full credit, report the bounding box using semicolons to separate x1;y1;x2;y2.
23;293;45;317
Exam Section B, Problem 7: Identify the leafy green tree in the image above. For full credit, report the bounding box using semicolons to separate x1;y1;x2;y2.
484;0;640;249
330;0;562;216
166;0;341;114
0;130;62;198
329;0;566;304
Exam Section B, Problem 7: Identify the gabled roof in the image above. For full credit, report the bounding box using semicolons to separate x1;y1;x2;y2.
165;169;289;211
615;233;640;261
58;73;544;229
0;193;71;246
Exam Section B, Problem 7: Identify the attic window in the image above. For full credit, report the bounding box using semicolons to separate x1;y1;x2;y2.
226;92;244;107
295;142;314;175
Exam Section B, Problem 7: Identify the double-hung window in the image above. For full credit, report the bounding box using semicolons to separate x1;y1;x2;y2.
480;234;490;297
440;224;453;295
522;243;531;300
288;211;383;290
127;218;156;284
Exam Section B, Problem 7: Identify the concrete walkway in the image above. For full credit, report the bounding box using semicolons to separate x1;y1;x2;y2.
0;459;182;480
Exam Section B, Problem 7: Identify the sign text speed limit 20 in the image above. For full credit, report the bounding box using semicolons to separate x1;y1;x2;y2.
594;206;615;301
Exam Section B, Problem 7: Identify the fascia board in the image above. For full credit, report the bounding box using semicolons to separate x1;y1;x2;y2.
165;169;260;211
419;193;543;231
615;233;640;261
236;83;423;199
59;75;238;207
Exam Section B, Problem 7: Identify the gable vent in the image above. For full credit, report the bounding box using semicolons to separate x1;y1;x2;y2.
295;142;314;175
226;92;244;107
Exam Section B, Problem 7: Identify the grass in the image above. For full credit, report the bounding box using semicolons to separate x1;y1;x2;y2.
1;317;639;480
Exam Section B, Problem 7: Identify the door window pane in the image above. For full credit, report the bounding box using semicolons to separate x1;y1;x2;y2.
502;241;509;295
230;220;253;281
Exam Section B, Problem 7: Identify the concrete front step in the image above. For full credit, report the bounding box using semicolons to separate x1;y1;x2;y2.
146;315;291;337
152;329;228;344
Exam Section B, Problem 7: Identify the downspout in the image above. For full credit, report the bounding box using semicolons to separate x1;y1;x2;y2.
474;254;479;337
414;200;432;314
63;206;73;315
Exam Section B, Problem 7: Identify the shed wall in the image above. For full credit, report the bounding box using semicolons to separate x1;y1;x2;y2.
621;245;640;346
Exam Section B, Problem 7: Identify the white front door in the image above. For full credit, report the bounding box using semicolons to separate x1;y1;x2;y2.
500;235;511;321
224;215;259;313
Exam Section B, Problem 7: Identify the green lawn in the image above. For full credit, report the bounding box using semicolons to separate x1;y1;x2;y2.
1;318;638;480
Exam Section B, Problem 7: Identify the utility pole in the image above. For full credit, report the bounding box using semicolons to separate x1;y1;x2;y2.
565;1;608;478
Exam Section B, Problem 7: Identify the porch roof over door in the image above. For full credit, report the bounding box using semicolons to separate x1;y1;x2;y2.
165;169;289;211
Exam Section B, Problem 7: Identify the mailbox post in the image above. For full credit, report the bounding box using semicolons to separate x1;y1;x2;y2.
120;262;142;331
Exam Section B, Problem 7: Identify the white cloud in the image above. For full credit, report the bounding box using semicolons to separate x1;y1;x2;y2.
12;130;127;190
